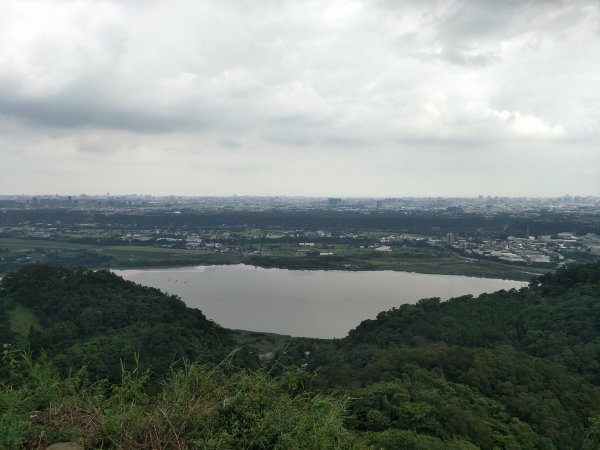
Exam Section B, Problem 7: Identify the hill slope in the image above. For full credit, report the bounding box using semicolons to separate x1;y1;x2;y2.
0;265;253;380
299;262;600;449
2;263;600;448
344;261;600;380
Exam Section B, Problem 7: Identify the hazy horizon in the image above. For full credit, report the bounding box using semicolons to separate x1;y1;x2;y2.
1;1;599;197
2;192;598;200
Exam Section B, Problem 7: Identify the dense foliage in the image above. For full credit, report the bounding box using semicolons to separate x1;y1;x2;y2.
345;262;600;381
0;352;355;449
0;265;253;380
306;262;600;449
2;262;600;448
2;208;599;236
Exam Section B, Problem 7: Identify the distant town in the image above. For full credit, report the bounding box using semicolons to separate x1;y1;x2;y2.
1;194;599;279
2;193;600;212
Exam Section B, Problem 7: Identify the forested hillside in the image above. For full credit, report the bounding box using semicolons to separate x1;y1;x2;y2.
2;263;600;448
307;262;600;449
346;262;600;380
0;265;254;381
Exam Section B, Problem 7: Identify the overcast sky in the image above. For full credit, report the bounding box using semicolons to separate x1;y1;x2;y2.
1;0;599;197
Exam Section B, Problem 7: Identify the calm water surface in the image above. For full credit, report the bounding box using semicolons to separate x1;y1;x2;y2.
115;265;527;338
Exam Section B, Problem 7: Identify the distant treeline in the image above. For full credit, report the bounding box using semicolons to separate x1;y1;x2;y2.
2;208;599;236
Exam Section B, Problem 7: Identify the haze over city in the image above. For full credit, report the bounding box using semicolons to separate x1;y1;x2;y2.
1;0;599;196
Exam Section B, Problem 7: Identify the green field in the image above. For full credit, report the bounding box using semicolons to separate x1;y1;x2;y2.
0;237;550;280
103;246;237;267
245;243;549;280
0;238;238;272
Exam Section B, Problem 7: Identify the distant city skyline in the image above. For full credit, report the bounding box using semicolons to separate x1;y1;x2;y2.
1;1;599;196
2;193;598;203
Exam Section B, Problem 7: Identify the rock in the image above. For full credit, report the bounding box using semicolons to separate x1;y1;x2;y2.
29;410;49;425
45;443;84;450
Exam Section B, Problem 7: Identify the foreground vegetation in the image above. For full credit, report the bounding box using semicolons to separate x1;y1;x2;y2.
2;263;600;448
0;353;355;449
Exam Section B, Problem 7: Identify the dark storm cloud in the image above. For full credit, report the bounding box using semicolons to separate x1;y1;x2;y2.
0;76;215;132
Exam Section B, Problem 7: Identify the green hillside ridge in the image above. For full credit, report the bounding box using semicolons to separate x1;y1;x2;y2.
0;265;255;381
343;262;600;381
2;263;600;448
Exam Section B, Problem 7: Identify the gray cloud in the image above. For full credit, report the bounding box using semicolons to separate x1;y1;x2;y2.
218;138;242;149
0;84;189;133
0;0;598;196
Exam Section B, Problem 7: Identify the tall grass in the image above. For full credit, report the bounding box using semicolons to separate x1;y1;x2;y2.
1;348;361;449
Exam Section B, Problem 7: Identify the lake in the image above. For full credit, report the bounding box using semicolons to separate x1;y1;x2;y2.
114;265;527;338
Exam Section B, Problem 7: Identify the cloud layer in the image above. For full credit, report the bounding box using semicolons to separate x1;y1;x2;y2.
1;0;599;196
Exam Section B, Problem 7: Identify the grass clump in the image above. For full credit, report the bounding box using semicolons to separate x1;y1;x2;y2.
1;349;360;449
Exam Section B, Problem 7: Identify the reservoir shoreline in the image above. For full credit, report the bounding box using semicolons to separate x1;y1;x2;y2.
115;265;527;338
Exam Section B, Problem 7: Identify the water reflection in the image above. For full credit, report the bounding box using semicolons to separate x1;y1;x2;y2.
115;265;526;338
